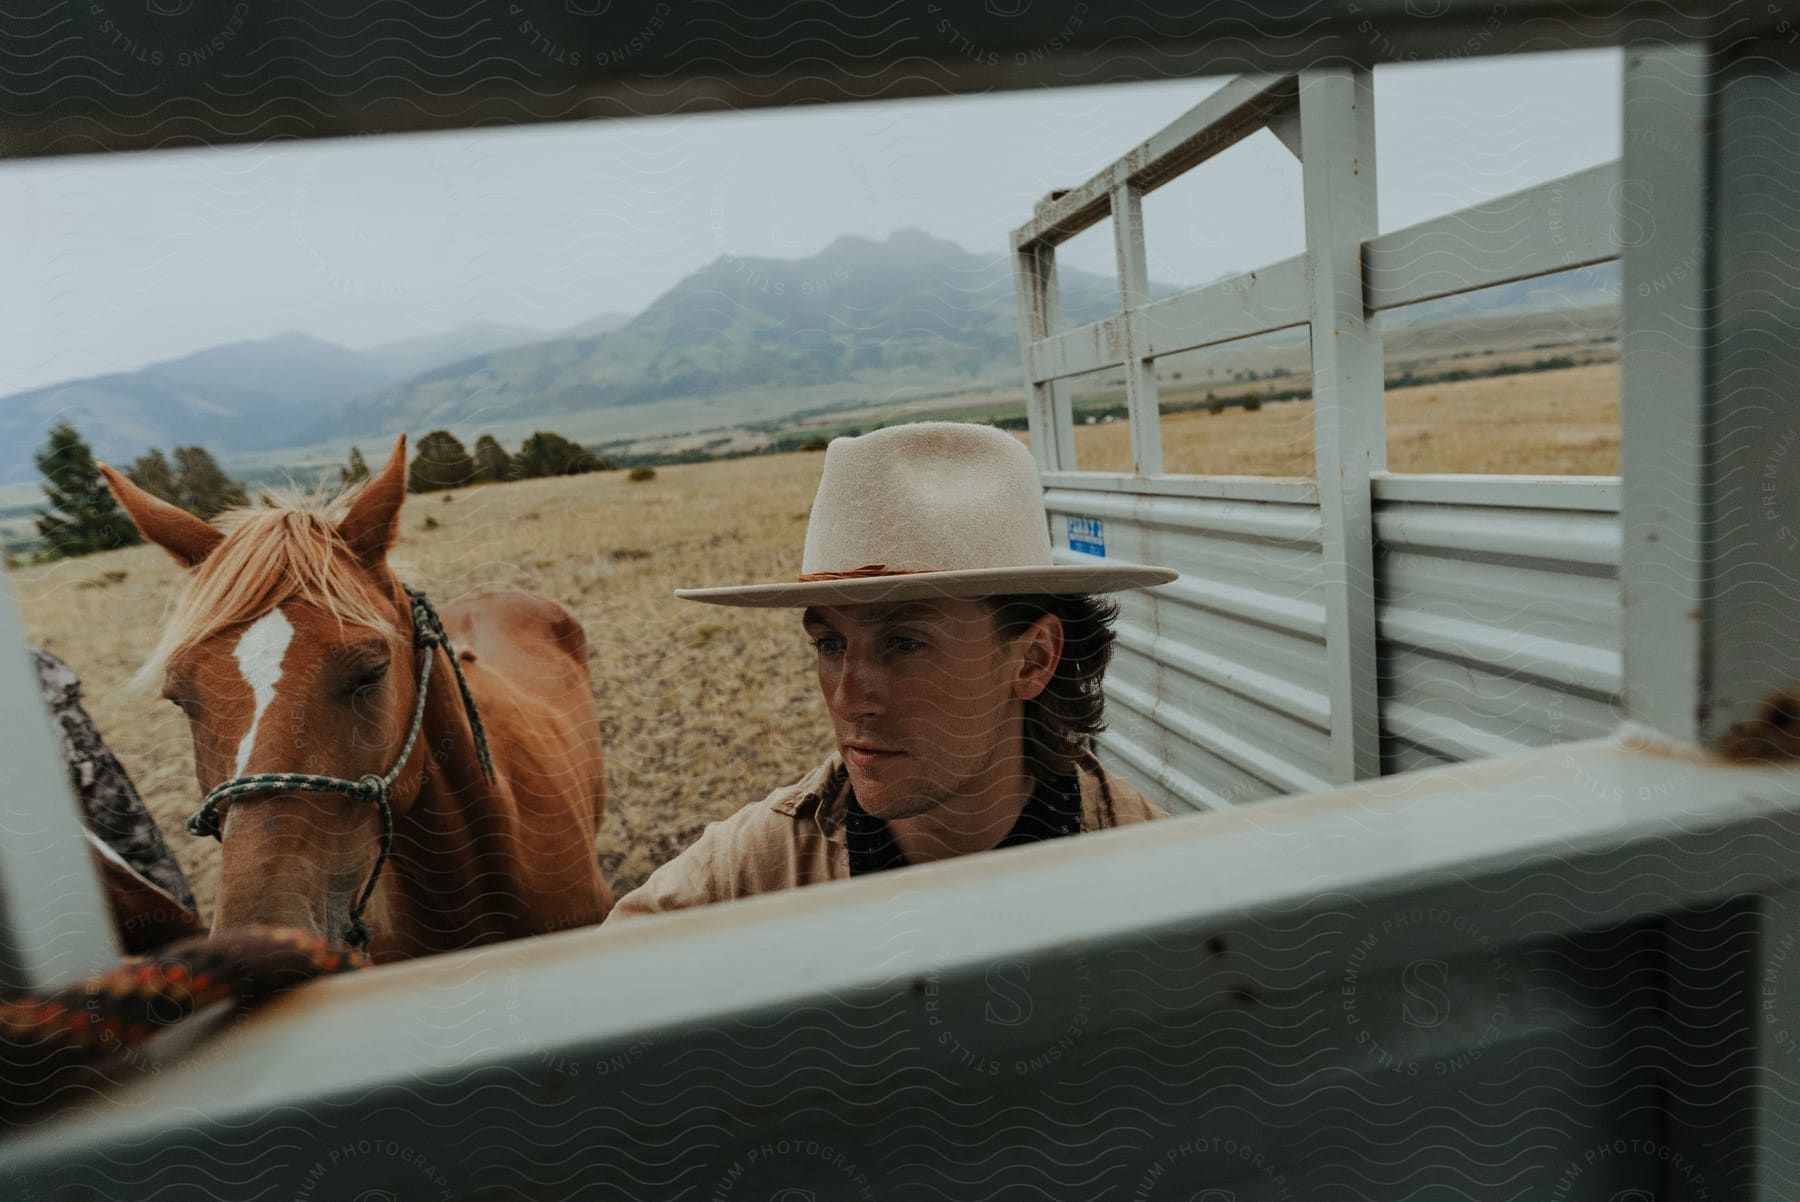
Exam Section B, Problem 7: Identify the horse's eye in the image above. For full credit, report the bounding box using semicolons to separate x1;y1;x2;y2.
349;662;390;696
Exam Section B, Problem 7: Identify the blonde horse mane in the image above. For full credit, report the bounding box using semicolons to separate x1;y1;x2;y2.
135;481;404;690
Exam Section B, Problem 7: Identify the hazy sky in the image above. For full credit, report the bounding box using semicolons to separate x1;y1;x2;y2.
1;49;1621;396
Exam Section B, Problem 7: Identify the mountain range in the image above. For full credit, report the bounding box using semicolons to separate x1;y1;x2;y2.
0;318;622;484
0;229;1621;484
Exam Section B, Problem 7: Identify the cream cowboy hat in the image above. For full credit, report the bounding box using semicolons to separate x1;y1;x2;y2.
675;421;1178;607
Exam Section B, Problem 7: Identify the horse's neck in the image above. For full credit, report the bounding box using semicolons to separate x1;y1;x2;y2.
380;646;521;957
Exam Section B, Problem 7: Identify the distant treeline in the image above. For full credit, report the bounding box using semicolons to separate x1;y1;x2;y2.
365;429;617;494
17;421;254;563
11;421;629;563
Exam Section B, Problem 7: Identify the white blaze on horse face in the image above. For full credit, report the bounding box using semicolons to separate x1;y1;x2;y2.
231;606;296;777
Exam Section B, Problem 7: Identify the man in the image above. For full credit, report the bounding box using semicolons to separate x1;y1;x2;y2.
610;421;1178;918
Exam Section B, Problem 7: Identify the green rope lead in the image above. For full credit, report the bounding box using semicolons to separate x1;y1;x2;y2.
186;586;492;953
405;586;494;785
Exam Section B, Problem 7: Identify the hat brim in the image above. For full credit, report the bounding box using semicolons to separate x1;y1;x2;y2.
674;563;1179;608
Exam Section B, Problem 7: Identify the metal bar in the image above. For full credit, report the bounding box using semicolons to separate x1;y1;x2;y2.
1091;729;1237;812
1114;617;1334;729
1300;66;1385;784
1378;607;1622;698
1615;43;1717;745
1373;502;1622;567
1138;254;1312;360
1012;241;1076;471
1105;676;1333;796
1026;316;1125;385
4;5;1785;161
1043;488;1322;544
1109;569;1329;641
1363;162;1621;312
1011;73;1300;251
1624;37;1800;742
0;579;118;996
1042;472;1317;504
1372;473;1621;511
1027;256;1313;387
8;739;1800;1196
1110;183;1162;476
1689;36;1800;744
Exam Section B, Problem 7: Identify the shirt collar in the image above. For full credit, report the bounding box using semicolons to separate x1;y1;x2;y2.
843;770;1083;877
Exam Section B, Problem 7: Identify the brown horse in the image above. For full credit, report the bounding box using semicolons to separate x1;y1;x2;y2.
100;436;613;962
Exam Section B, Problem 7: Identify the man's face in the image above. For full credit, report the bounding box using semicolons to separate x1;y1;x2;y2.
802;598;1052;823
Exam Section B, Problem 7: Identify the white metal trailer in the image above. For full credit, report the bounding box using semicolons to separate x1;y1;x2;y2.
4;4;1800;1198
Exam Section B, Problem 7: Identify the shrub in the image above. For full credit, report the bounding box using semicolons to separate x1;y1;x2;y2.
513;431;613;479
472;434;511;483
629;466;657;483
409;431;477;493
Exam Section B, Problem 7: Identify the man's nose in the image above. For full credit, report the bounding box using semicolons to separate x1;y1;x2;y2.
830;649;886;717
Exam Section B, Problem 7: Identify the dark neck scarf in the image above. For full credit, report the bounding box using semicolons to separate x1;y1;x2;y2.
845;772;1082;877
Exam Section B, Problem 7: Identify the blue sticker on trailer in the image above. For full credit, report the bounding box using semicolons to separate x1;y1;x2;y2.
1067;515;1106;557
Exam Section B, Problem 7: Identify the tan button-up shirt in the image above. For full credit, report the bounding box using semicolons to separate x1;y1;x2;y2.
610;752;1166;918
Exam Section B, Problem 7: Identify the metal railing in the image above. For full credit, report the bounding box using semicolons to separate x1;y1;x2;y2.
1011;69;1625;810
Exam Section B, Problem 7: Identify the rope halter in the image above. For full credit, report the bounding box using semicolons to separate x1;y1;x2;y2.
186;586;494;953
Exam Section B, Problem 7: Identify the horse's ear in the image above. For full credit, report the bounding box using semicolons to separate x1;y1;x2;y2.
337;434;408;565
98;463;222;569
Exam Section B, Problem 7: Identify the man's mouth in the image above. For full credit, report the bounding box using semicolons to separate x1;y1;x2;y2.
844;742;902;767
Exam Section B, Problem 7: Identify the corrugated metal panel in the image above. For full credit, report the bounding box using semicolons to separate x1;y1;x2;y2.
1044;476;1623;809
1046;486;1332;813
1373;478;1623;773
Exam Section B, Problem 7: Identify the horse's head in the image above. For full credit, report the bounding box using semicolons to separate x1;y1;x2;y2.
102;437;426;948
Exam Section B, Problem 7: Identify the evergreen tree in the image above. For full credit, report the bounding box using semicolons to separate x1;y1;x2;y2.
171;445;250;519
340;445;371;490
126;449;180;505
34;422;140;558
512;431;613;479
408;430;477;493
472;434;511;484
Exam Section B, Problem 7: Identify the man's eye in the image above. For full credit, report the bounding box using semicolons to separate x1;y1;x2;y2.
809;636;844;656
887;636;923;653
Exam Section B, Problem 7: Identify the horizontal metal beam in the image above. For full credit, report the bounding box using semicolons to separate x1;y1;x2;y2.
1027;315;1126;383
1372;499;1622;566
1372;473;1621;512
1022;253;1313;391
7;739;1800;1196
0;3;1781;160
1115;616;1334;729
1140;254;1313;359
1377;605;1623;697
1364;162;1621;312
1011;74;1301;250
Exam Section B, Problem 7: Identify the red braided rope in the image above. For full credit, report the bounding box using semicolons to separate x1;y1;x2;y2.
794;563;930;582
3;926;365;1123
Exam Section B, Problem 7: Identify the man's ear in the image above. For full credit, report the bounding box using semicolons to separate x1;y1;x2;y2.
336;435;407;565
1012;612;1064;702
97;463;222;569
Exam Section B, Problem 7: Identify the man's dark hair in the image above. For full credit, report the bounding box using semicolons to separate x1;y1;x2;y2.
982;593;1121;784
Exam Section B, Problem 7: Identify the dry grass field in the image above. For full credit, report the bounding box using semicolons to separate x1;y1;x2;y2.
9;361;1621;922
1074;361;1620;476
